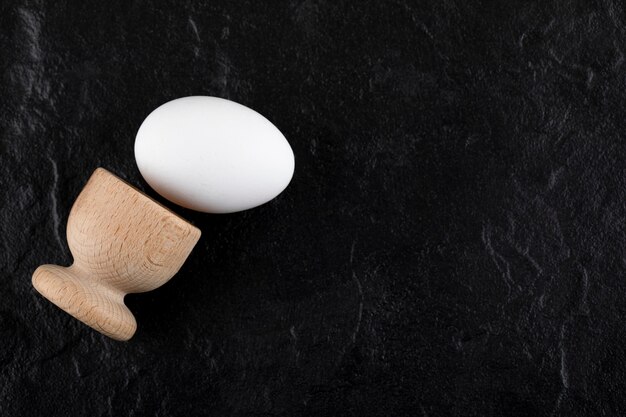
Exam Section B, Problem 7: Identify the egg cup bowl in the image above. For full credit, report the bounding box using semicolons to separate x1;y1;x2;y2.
32;168;201;341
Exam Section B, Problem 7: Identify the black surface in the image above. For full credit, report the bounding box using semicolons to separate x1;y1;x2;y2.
2;1;626;415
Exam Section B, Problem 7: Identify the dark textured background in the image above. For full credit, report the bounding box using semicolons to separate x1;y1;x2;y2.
1;0;626;415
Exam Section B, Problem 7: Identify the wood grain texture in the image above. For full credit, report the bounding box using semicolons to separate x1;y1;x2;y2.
32;168;201;341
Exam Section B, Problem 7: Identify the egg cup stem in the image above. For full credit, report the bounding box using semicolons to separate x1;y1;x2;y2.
33;264;135;340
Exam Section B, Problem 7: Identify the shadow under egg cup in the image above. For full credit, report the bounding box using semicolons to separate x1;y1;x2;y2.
32;168;201;341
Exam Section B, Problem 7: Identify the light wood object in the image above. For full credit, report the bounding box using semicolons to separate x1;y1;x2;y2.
32;168;201;341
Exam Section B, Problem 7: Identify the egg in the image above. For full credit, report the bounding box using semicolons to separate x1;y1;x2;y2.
134;96;295;213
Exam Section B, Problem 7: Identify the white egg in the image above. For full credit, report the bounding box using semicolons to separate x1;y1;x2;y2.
134;96;295;213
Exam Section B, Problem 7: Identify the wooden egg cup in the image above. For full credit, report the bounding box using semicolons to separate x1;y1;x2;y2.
32;168;201;341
